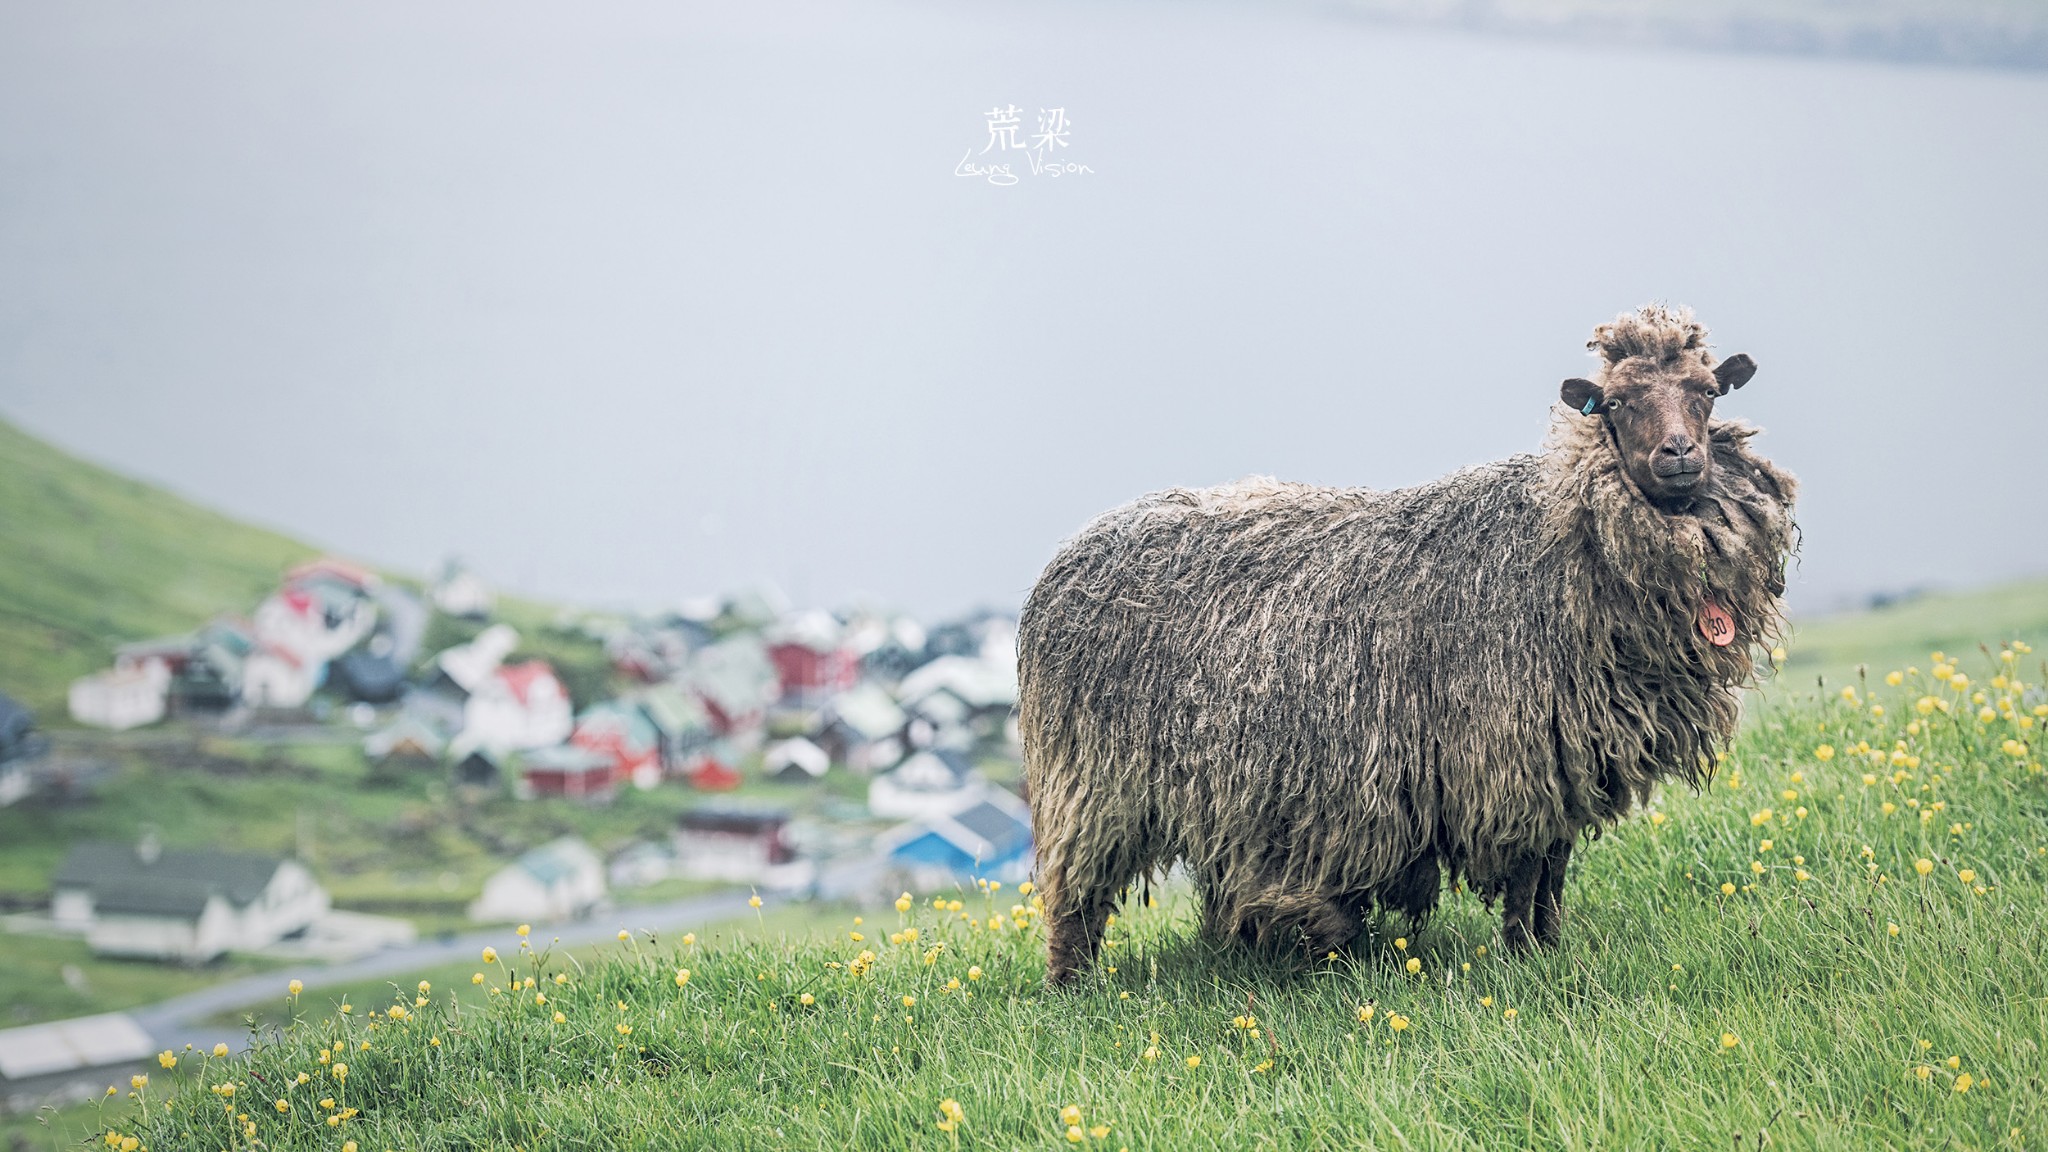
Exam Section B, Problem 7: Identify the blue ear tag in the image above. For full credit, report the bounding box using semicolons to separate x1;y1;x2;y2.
1581;397;1598;415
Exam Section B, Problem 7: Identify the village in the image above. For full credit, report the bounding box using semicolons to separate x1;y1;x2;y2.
0;556;1030;984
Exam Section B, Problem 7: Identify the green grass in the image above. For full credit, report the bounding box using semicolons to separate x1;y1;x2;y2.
0;931;278;1029
0;416;319;721
102;649;2048;1150
1781;578;2048;691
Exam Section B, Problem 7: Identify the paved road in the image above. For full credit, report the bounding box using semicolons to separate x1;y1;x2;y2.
131;890;769;1055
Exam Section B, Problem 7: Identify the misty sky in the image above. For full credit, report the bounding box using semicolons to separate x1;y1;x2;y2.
2;0;2045;619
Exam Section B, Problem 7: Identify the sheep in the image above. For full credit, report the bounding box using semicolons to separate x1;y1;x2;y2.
1017;304;1797;983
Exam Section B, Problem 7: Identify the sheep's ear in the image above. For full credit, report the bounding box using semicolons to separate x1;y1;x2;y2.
1560;378;1604;416
1713;353;1757;395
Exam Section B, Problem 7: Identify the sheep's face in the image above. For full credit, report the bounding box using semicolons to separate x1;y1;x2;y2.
1560;354;1756;513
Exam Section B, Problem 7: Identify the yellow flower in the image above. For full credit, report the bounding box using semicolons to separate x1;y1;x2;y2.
472;972;485;985
1502;1008;1517;1021
749;895;763;908
1882;802;1897;815
1720;1033;1739;1050
274;1098;289;1113
903;995;917;1008
552;1010;566;1024
1648;811;1667;826
343;1143;358;1152
1751;809;1773;826
1402;957;1422;976
1914;858;1933;876
419;980;431;993
616;1023;632;1036
617;929;631;942
1060;1104;1083;1125
332;1063;347;1081
129;1074;147;1090
1954;1072;1974;1093
1393;937;1407;950
895;893;913;913
212;1043;229;1058
1185;1054;1202;1068
1759;839;1773;852
675;968;691;988
1958;869;1977;884
1388;1014;1410;1032
1720;882;1735;896
1794;870;1810;882
1751;861;1765;876
800;992;815;1006
1066;1125;1085;1143
1356;1005;1375;1022
1142;1046;1159;1061
1887;922;1900;936
157;1051;177;1069
967;966;983;981
1091;1124;1112;1138
482;946;498;964
1886;671;1903;686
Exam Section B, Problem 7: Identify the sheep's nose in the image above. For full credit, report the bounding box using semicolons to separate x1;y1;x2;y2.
1659;435;1698;460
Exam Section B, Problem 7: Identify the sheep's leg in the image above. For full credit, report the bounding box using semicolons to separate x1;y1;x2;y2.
1498;853;1544;955
1042;885;1114;986
1534;838;1573;949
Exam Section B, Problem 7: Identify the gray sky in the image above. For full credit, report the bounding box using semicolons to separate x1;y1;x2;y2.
3;0;2045;619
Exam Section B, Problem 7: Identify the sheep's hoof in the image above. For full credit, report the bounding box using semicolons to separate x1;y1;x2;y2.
1501;920;1537;956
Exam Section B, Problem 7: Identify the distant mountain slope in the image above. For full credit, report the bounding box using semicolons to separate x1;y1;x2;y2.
0;417;317;719
1781;579;2048;690
1322;0;2048;70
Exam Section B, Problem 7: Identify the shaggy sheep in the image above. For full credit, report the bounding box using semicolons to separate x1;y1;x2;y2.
1018;304;1797;983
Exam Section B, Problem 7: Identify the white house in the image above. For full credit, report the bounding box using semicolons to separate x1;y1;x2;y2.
868;748;986;820
469;837;606;923
242;643;322;709
433;624;521;695
455;660;573;756
67;662;169;730
252;583;377;668
50;840;329;963
673;806;806;887
764;736;830;781
433;559;496;620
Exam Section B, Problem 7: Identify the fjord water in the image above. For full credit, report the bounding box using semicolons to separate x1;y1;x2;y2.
0;0;2042;615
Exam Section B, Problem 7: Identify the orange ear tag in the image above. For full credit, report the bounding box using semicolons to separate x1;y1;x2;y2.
1699;600;1735;647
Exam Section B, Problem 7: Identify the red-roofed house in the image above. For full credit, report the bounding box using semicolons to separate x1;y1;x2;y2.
456;660;573;755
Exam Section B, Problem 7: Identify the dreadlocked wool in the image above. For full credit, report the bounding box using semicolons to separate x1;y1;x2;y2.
1018;338;1797;968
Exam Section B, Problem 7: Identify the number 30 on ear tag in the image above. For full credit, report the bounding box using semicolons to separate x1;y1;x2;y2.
1699;600;1735;647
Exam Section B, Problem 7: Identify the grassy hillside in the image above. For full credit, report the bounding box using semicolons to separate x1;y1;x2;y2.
83;649;2046;1150
1781;579;2048;692
0;417;317;719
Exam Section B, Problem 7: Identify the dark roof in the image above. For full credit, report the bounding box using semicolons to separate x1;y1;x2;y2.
0;692;33;748
52;841;289;917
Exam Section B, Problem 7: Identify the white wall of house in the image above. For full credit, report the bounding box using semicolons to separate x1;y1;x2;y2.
672;831;778;882
50;887;94;929
461;672;573;752
253;591;376;665
242;649;320;708
89;897;238;963
241;860;329;944
68;665;168;730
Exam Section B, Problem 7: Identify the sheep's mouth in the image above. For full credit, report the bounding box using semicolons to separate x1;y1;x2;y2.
1649;458;1705;481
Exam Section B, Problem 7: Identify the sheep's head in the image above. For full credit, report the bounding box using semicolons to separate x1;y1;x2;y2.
1560;305;1756;514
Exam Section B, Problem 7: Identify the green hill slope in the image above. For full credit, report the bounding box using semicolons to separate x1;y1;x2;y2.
1781;581;2048;690
0;416;317;719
